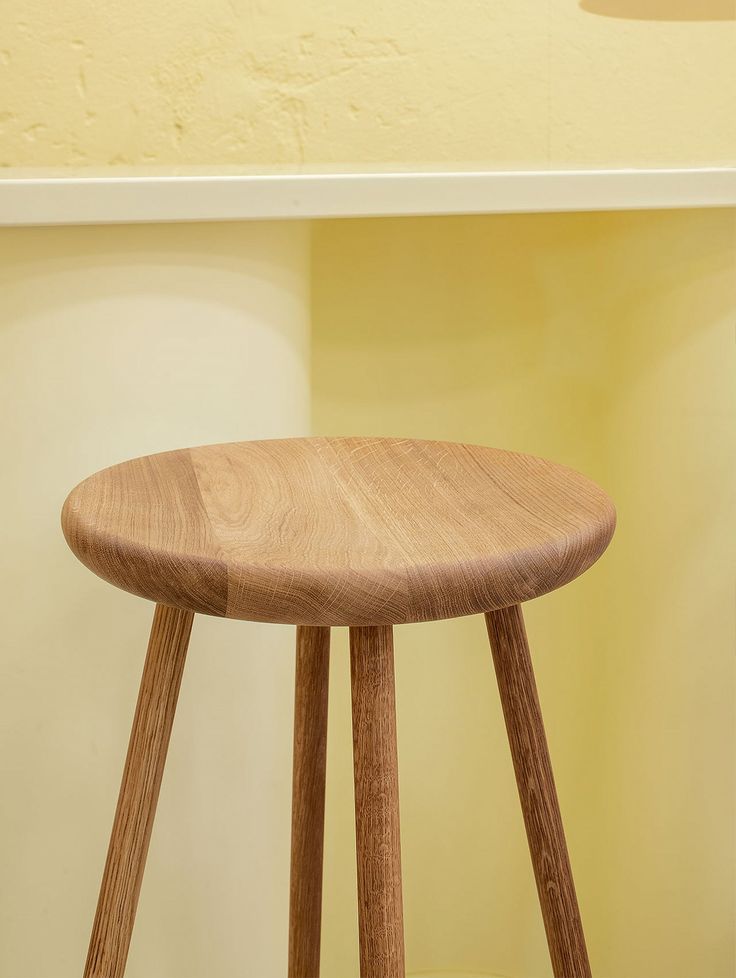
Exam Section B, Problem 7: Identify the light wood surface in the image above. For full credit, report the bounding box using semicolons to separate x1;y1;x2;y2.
485;605;592;978
350;626;405;978
288;626;330;978
84;603;193;978
62;437;615;627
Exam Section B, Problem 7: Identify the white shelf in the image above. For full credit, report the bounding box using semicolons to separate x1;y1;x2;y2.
1;166;734;226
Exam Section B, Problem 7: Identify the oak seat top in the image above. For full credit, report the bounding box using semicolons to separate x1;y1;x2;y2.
62;437;615;626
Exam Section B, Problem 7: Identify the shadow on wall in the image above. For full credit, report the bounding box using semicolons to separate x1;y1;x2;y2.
580;0;735;19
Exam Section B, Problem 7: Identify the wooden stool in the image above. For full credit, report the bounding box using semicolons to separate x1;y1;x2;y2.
62;436;615;978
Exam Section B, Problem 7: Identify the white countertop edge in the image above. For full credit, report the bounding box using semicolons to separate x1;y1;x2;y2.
1;167;735;226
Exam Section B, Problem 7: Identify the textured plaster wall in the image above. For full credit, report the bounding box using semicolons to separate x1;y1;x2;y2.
1;0;735;168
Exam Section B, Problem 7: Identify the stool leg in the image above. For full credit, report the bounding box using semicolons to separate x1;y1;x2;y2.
83;603;193;978
485;605;591;978
288;626;330;978
349;626;405;978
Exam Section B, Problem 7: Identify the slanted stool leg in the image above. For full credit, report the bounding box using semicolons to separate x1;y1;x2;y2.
84;603;194;978
485;605;592;978
288;626;330;978
349;625;405;978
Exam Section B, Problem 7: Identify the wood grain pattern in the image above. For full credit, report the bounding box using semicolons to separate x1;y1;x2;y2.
485;604;592;978
288;626;330;978
84;603;193;978
62;437;615;627
350;626;405;978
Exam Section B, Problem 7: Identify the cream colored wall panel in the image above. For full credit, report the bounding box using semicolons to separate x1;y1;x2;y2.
0;220;310;978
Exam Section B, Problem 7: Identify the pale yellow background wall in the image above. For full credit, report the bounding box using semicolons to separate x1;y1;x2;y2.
1;0;735;168
312;209;736;978
2;2;735;978
0;221;312;978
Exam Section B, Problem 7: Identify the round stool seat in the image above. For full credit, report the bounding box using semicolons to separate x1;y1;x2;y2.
62;436;615;626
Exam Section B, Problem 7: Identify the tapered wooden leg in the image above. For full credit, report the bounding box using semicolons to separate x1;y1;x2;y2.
84;603;194;978
485;605;592;978
288;626;331;978
349;626;405;978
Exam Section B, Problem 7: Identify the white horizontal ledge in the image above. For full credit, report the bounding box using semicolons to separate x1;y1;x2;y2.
0;166;735;226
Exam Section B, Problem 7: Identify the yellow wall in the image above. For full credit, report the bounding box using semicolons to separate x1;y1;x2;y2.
0;221;312;978
312;209;736;978
2;2;735;978
1;0;735;168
